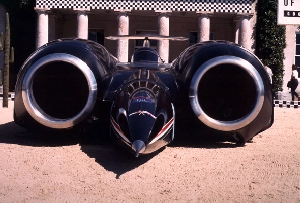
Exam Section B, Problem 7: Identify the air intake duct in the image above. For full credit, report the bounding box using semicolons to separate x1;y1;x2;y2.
172;41;273;143
14;39;117;133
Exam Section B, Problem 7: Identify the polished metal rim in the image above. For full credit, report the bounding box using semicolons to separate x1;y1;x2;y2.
22;53;97;129
189;55;265;131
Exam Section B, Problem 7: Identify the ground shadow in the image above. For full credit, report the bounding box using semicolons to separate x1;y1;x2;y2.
0;121;81;147
80;143;164;178
0;121;164;177
79;121;166;178
169;131;241;149
169;122;245;149
0;120;247;178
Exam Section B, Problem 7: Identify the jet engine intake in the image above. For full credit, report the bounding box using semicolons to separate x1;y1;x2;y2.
189;55;264;131
21;53;97;129
14;39;117;132
172;41;273;142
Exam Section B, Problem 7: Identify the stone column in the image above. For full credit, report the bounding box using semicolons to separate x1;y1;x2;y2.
74;8;90;39
234;17;240;44
115;10;130;62
197;12;212;42
156;11;171;63
35;8;50;48
237;13;253;50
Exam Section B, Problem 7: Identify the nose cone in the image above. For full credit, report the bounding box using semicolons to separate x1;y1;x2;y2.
132;140;146;157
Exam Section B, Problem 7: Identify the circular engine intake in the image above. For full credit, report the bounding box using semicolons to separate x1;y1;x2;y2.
22;53;98;129
189;55;264;131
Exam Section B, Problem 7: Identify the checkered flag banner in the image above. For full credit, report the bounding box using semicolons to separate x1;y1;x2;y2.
36;0;253;13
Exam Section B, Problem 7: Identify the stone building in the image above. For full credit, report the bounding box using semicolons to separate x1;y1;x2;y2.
1;1;299;98
284;25;300;98
34;0;256;64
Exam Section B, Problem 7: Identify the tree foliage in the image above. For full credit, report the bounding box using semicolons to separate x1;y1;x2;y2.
1;0;34;10
256;0;286;92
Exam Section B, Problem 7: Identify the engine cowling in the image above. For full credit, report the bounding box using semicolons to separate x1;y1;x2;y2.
172;41;273;143
14;39;117;133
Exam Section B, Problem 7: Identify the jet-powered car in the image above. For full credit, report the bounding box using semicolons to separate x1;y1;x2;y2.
13;35;274;157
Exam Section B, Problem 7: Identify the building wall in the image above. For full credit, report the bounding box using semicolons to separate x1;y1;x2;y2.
40;0;257;62
37;0;299;99
250;2;257;51
0;5;5;35
53;12;241;62
283;25;298;98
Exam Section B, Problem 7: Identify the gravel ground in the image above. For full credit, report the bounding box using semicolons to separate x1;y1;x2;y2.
0;100;299;202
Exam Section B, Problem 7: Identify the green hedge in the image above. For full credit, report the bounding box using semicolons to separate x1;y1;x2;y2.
255;0;286;92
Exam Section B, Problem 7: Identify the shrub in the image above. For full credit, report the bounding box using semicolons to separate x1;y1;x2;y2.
255;0;286;92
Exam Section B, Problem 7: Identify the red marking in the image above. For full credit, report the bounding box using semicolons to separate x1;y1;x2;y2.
111;116;124;135
153;117;174;140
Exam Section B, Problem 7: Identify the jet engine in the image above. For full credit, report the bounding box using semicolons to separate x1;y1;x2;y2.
172;41;273;143
13;36;274;154
13;39;117;133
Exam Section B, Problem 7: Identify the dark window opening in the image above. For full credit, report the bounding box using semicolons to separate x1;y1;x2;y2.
189;31;214;45
88;29;104;45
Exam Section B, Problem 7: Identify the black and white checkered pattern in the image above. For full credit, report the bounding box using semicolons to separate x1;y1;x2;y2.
0;93;298;108
0;95;297;108
274;100;300;109
0;93;15;101
36;0;253;13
